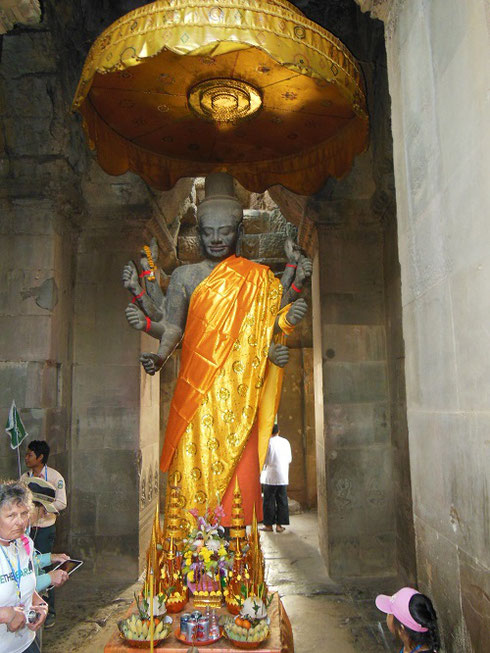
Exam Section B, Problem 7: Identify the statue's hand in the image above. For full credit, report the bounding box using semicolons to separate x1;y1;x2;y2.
295;255;312;286
125;304;146;331
140;353;164;376
286;298;308;326
284;237;302;265
268;342;289;368
122;261;142;295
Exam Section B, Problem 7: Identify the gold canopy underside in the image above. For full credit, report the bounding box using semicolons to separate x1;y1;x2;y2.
73;0;369;194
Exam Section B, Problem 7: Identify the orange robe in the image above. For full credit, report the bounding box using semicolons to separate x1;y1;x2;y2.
161;255;284;529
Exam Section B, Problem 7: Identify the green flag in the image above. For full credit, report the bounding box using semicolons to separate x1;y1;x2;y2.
5;400;28;449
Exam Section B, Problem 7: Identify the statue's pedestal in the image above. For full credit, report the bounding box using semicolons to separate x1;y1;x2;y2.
103;592;293;652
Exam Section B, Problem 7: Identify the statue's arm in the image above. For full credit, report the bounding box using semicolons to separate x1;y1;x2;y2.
140;268;190;375
122;261;164;322
124;304;166;340
280;255;312;307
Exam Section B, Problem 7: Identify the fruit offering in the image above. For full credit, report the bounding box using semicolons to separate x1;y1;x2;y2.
118;614;172;644
224;614;270;646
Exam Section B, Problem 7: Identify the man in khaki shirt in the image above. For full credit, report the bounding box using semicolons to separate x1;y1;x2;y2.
21;440;67;628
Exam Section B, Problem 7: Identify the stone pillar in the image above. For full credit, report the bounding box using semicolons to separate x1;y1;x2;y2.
69;164;161;581
315;221;395;578
379;0;490;650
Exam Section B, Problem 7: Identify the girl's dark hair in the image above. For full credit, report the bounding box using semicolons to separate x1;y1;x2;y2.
393;593;441;651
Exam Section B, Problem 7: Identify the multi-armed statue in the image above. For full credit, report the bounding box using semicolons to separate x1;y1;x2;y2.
122;173;311;530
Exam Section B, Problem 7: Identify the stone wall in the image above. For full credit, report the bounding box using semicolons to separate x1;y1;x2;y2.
0;27;80;550
382;0;490;650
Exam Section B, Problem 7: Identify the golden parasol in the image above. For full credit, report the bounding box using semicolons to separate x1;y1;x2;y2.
72;0;369;194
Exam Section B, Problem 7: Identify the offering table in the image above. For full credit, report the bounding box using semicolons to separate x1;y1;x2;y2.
104;593;293;652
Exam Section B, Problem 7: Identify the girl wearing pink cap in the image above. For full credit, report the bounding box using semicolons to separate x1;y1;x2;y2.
375;587;441;652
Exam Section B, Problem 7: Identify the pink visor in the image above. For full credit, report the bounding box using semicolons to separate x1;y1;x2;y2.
375;587;428;633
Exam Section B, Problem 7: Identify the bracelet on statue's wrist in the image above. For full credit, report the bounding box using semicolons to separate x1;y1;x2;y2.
286;263;297;269
144;316;151;333
292;283;301;293
131;290;145;303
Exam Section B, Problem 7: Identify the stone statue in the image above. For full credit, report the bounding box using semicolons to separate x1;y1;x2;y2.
122;173;312;530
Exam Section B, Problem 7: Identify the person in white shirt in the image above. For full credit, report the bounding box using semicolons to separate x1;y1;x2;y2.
260;424;292;533
0;480;48;653
21;441;67;629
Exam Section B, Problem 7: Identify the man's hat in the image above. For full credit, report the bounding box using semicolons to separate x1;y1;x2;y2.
26;478;58;514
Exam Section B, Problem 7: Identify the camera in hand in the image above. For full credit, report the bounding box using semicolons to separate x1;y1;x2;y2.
27;609;39;624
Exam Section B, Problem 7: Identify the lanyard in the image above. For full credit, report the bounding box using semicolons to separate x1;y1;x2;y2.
1;544;22;604
29;467;48;481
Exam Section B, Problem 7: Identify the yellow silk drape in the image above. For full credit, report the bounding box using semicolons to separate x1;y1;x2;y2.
162;255;283;531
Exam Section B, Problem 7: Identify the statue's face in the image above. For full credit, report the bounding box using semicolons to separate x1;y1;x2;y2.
198;202;241;261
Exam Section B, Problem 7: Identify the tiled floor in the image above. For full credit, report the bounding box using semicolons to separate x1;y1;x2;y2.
43;512;397;652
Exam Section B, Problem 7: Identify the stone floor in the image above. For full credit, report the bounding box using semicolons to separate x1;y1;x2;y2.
43;512;398;652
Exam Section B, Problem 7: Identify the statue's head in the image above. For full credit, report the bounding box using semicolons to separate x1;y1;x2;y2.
197;173;243;261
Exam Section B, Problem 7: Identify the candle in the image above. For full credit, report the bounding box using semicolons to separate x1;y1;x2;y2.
149;568;154;653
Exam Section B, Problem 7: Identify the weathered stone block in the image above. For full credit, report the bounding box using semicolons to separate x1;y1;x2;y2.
71;406;139;452
326;402;389;448
1;234;54;271
318;229;384;294
414;516;465;653
323;324;386;362
241;235;259;259
71;364;140;408
459;549;490;653
1;32;57;76
323;291;385;325
70;489;97;537
428;0;476;78
450;264;490;412
3;116;67;157
242;209;272;234
0;315;53;361
258;232;286;259
0;199;56;235
324;361;387;403
402;281;459;410
2;77;56;120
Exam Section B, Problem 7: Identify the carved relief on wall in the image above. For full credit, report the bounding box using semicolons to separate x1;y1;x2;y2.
140;474;146;509
153;464;159;498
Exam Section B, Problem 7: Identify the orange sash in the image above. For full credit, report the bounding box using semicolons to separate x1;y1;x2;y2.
160;255;276;472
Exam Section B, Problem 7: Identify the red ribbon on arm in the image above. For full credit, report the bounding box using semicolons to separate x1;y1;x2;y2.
144;317;151;333
131;290;145;304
